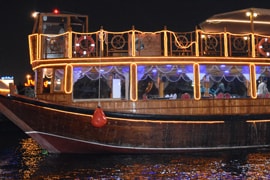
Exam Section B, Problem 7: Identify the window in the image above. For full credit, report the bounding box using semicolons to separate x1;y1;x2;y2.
73;66;130;100
54;69;64;91
137;65;194;99
256;66;270;98
200;65;250;98
42;68;53;93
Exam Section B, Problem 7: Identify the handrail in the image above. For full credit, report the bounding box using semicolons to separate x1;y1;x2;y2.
28;28;270;61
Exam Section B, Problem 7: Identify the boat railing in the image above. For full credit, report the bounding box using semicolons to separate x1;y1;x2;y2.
28;28;270;61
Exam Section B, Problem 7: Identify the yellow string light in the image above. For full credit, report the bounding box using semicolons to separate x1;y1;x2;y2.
28;29;270;101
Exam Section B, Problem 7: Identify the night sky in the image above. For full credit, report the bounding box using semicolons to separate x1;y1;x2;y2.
0;0;268;84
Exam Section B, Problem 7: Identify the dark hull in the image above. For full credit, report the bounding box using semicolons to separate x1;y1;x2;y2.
1;94;270;154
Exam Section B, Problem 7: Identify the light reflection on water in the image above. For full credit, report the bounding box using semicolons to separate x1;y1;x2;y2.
1;122;270;179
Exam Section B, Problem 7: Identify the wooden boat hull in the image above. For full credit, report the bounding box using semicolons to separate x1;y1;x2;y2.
1;94;270;154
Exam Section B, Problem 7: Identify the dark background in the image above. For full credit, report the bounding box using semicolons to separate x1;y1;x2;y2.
0;0;267;84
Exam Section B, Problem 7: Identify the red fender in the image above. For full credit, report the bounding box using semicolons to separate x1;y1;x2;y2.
91;107;107;128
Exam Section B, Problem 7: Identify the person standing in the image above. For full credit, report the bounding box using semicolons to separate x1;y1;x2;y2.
257;78;269;97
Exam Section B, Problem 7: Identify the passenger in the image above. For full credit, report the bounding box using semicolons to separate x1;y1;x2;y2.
58;23;65;34
210;82;225;96
201;74;210;96
257;78;269;97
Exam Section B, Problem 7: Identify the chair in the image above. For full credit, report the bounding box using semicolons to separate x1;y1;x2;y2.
181;93;191;99
216;92;224;99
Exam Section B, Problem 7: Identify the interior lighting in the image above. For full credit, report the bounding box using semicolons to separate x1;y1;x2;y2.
152;69;157;73
56;79;61;84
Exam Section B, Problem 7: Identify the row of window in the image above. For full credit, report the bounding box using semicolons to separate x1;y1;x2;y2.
41;64;270;100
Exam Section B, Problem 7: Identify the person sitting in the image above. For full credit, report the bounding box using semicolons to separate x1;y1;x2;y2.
210;82;225;96
215;82;225;94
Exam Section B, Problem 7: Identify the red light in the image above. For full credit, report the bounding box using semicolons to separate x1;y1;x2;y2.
53;9;60;14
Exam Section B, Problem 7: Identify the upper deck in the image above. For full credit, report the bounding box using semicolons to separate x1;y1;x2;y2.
28;11;270;66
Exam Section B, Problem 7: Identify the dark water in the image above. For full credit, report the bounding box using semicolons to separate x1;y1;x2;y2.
1;120;270;179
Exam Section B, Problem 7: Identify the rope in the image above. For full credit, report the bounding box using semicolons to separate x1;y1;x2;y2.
98;63;101;107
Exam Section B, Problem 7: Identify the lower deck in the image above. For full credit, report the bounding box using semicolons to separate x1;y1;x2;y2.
36;93;270;118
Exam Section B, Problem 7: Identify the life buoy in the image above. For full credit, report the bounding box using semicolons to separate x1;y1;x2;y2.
257;38;270;57
75;35;95;56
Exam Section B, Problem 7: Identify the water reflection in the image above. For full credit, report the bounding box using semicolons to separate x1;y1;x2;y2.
1;123;270;179
19;138;45;179
11;139;270;179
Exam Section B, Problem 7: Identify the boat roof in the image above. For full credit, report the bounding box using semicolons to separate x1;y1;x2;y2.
32;10;88;34
199;8;270;35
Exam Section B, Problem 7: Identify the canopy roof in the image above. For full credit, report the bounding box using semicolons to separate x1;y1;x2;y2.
199;8;270;35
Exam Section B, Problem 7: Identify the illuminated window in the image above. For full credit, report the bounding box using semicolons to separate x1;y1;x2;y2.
255;66;270;98
54;68;64;92
137;65;194;100
200;65;250;98
42;68;53;93
73;66;130;100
